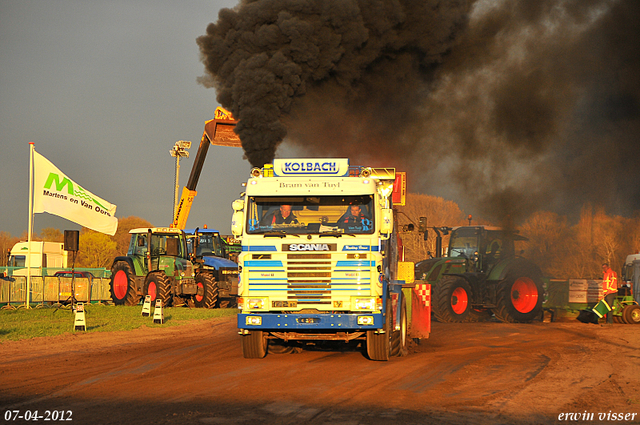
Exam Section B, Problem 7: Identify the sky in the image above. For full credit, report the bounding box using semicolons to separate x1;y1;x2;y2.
2;0;639;238
0;0;252;238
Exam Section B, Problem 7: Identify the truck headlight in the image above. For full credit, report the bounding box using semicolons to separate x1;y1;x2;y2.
352;297;376;310
245;315;262;326
245;297;267;310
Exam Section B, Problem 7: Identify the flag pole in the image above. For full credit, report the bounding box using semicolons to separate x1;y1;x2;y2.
26;143;35;308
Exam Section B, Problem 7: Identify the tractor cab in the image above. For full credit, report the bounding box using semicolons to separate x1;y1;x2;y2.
447;226;522;273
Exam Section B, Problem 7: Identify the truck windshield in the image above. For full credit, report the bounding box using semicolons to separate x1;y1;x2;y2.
188;233;223;257
246;195;375;235
622;264;634;282
8;255;26;268
448;228;479;258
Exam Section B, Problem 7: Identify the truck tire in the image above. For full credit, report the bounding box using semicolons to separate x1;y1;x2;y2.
390;296;408;357
367;300;392;361
194;273;219;309
433;276;472;323
494;272;543;323
110;261;140;306
146;272;173;307
242;330;267;358
622;304;640;324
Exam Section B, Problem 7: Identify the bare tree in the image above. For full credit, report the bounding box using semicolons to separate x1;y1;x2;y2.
396;193;466;263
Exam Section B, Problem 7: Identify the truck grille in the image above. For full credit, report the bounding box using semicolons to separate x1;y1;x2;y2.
246;253;373;307
287;253;332;304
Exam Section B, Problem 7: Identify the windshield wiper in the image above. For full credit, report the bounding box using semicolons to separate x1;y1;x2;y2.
263;231;299;238
450;248;468;258
319;231;356;238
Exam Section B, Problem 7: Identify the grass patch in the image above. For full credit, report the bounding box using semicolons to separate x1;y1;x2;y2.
0;304;238;342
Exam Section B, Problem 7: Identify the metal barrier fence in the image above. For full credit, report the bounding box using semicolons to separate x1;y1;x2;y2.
0;276;112;305
1;267;110;278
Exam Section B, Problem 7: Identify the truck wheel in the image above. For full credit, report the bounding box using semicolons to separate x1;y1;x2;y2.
433;276;472;322
194;273;219;309
146;272;173;307
110;261;140;306
622;304;640;324
494;273;543;323
390;296;408;357
242;330;267;358
367;300;392;361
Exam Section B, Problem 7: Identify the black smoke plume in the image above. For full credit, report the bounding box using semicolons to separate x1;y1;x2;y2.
197;0;472;167
198;0;640;224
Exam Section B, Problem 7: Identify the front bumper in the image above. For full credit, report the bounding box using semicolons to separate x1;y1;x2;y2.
238;312;383;331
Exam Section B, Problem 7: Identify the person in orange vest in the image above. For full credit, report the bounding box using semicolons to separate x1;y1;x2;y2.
602;263;618;324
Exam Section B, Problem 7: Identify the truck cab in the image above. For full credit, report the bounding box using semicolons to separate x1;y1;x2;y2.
621;253;640;303
232;158;408;360
5;242;68;277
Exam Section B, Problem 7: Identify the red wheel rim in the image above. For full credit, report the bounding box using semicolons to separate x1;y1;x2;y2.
148;281;157;302
511;277;538;313
113;270;128;300
451;287;468;315
195;282;204;302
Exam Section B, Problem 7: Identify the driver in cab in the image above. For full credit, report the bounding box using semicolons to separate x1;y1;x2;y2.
339;204;370;230
263;204;299;225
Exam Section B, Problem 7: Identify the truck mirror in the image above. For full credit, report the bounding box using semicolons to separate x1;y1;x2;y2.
232;210;244;238
380;208;393;239
232;199;245;212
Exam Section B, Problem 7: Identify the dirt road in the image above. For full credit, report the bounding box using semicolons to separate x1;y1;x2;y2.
1;316;639;424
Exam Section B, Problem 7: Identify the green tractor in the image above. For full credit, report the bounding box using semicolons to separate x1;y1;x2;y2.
109;227;197;306
415;225;544;323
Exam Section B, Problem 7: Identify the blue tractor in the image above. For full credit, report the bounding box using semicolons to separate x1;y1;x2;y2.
184;228;239;308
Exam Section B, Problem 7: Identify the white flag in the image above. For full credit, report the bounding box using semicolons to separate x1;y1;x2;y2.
33;150;118;235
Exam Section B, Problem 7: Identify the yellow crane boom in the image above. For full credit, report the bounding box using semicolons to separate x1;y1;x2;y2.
170;107;241;229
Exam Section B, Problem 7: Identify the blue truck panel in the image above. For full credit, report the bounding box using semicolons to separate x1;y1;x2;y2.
238;311;384;330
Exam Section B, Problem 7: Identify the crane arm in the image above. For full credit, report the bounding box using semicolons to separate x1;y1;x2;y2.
170;107;240;229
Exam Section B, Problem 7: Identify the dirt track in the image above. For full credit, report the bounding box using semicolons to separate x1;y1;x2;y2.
1;315;639;425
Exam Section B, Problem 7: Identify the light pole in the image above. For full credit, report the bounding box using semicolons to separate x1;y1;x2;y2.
170;140;191;222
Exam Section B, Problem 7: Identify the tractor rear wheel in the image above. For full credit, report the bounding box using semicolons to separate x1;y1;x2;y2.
433;276;473;323
390;296;408;357
145;272;173;307
366;300;392;361
242;330;267;358
110;261;140;306
494;272;543;323
622;304;640;324
194;273;219;309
